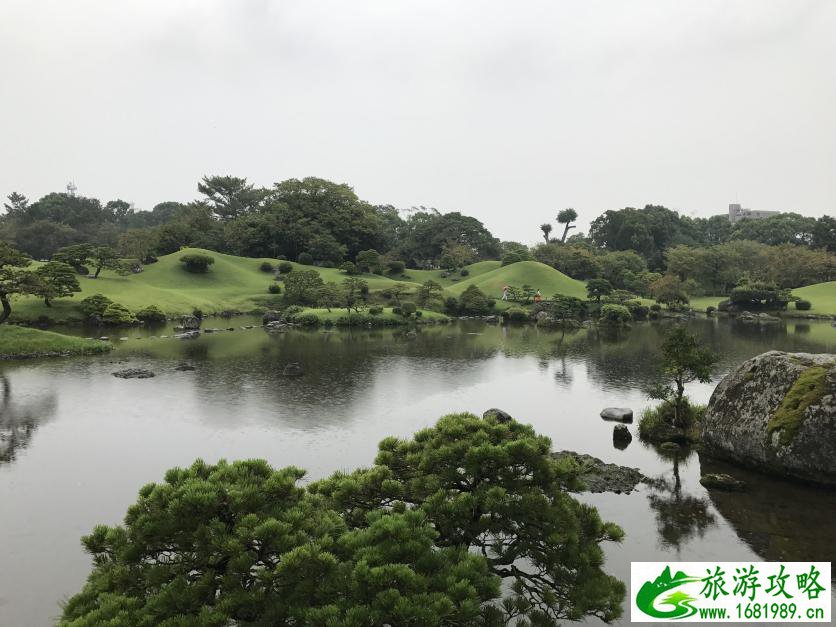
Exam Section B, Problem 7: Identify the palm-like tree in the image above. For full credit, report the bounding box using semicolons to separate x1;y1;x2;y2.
539;223;552;244
557;208;578;242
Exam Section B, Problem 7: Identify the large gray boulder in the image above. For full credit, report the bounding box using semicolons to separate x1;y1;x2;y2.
701;351;836;486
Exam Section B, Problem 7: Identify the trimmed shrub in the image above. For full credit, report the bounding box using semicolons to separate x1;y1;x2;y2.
600;303;631;324
459;284;492;315
282;305;305;319
294;313;320;326
400;302;417;317
369;306;383;315
135;305;166;324
80;293;113;317
501;252;525;266
102;302;138;325
502;307;529;322
297;252;314;265
386;260;405;275
706;305;716;315
180;254;215;273
795;299;812;311
650;303;662;312
268;284;281;294
278;261;293;274
459;268;470;277
259;261;274;273
444;296;459;315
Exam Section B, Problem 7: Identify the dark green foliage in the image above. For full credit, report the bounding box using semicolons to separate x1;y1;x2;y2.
293;312;320;326
533;243;601;280
192;308;204;320
400;301;417;317
101;302;138;325
368;306;383;315
417;280;443;308
277;261;293;274
502;307;529;322
59;458;498;626
729;279;792;310
599;303;631;324
79;294;113;317
624;299;649;320
459;267;469;276
53;244;95;273
586;278;613;302
795;299;812;310
268;283;281;294
705;305;716;315
650;303;662;312
500;251;526;266
557;207;578;242
34;261;81;306
458;284;492;315
542;294;587;320
259;261;274;272
135;305;166;324
386;260;405;275
282;270;324;305
312;413;625;625
355;249;382;273
0;241;37;324
339;261;358;275
297;252;314;265
179;253;215;273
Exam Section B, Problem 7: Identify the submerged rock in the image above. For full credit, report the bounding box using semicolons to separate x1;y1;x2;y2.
112;368;155;379
600;407;633;423
702;351;836;486
552;451;647;494
700;473;746;491
483;408;513;423
612;424;632;449
282;363;304;377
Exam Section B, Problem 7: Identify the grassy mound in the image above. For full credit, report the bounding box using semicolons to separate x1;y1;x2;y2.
446;261;587;300
0;326;111;359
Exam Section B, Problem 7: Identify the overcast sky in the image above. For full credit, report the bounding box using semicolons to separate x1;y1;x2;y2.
1;0;834;243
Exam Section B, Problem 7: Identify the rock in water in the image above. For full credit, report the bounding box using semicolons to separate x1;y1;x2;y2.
701;351;836;486
552;451;647;494
700;473;746;491
483;408;513;423
282;363;304;377
600;407;633;423
112;368;155;379
612;424;632;449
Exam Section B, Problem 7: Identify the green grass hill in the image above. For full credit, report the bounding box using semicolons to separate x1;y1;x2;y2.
446;261;587;300
8;251;591;323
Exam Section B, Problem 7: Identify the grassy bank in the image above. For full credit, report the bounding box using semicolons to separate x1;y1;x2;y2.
293;307;449;326
0;326;111;359
689;283;836;317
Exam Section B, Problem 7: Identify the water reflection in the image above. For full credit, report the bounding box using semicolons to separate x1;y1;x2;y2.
0;374;57;466
644;444;716;554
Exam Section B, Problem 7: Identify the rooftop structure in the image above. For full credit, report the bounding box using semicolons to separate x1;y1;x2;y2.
727;203;780;224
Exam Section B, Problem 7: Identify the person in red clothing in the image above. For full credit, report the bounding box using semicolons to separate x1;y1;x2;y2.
534;289;542;303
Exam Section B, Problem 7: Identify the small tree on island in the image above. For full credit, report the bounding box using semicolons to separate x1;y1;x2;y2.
59;414;625;625
648;326;718;428
340;277;368;321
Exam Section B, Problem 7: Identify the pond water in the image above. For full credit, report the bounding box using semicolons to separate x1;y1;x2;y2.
0;316;834;625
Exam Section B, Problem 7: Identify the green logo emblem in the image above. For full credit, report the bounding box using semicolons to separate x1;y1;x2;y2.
636;566;702;620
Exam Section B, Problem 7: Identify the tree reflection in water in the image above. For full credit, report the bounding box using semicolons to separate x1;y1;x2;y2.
0;374;58;466
646;444;716;554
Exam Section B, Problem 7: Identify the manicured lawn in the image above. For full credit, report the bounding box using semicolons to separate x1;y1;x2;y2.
0;325;111;359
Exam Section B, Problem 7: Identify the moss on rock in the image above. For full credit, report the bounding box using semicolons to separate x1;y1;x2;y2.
768;364;830;446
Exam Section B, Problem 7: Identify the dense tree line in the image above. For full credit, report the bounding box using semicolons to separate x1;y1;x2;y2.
1;177;500;269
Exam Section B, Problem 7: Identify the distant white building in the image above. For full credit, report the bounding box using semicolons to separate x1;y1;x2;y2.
727;203;780;224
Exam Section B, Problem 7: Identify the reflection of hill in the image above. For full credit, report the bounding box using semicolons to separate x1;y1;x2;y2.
0;375;58;466
700;456;836;564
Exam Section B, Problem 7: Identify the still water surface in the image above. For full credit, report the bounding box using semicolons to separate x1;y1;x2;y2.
0;317;834;625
